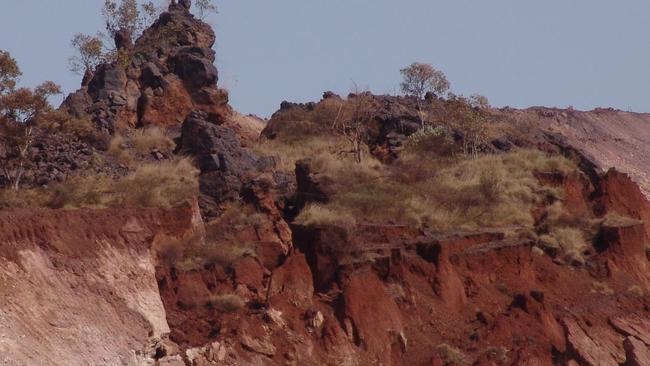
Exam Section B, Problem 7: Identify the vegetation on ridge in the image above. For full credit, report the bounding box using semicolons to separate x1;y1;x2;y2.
0;158;198;209
295;149;574;231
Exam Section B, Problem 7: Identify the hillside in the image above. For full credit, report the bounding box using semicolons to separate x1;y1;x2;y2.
496;107;650;197
0;2;649;366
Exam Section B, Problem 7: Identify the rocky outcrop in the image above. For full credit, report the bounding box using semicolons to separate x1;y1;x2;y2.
595;221;648;281
61;1;229;134
0;129;108;189
178;111;278;219
596;169;650;240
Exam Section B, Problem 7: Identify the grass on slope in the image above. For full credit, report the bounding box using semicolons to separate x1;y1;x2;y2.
295;149;575;231
0;158;199;209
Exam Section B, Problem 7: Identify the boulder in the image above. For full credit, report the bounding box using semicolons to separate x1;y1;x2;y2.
179;112;280;219
169;47;218;90
240;333;276;357
158;355;184;366
295;159;337;208
114;29;133;50
597;169;650;241
87;64;128;102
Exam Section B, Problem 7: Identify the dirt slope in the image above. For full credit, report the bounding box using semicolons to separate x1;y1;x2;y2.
501;107;650;196
0;204;200;366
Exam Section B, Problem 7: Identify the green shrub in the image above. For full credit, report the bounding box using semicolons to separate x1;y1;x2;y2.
405;125;455;156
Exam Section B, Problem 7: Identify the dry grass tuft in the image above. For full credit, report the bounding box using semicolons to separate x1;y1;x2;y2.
601;213;642;227
628;285;644;297
112;157;198;208
133;127;175;155
539;227;589;265
107;134;134;166
0;188;51;209
436;343;468;366
206;294;246;313
295;204;356;227
591;282;615;296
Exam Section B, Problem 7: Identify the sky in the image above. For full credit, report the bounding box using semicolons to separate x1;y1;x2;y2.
1;1;650;117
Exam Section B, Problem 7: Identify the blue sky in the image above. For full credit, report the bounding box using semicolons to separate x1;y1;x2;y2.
2;1;650;117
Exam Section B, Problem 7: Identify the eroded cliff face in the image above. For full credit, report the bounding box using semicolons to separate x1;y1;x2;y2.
2;2;650;366
0;203;201;366
4;166;646;366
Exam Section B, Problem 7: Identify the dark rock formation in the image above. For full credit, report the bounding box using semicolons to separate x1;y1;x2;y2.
114;29;133;51
179;112;276;218
0;128;121;189
179;0;192;11
60;4;228;134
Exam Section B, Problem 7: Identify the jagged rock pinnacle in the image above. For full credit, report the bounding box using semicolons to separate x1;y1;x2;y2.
179;0;192;11
61;0;226;134
113;29;133;50
169;0;191;12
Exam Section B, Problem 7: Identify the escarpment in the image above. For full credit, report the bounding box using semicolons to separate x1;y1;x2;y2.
1;2;650;366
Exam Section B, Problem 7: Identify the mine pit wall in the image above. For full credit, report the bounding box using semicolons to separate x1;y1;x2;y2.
0;203;200;366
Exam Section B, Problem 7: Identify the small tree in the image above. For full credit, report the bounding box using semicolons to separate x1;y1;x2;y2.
69;33;105;75
400;63;450;126
400;63;450;100
446;94;489;158
332;85;374;163
0;51;61;190
195;0;218;19
101;0;162;42
0;51;21;95
103;0;140;39
140;1;161;27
